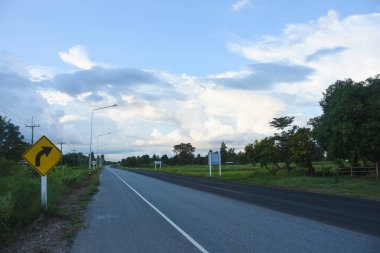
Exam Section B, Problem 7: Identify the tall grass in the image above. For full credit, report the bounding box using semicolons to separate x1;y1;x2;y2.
0;160;88;242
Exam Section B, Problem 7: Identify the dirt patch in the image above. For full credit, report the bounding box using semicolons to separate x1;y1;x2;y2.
1;175;96;253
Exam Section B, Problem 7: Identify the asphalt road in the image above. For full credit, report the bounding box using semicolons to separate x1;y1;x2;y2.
71;166;380;253
129;168;380;237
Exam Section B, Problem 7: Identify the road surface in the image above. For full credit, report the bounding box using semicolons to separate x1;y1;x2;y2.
71;166;380;253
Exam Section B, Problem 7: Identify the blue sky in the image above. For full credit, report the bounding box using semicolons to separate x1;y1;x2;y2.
1;0;380;160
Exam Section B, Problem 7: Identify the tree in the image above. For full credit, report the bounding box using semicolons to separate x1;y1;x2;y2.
121;156;138;167
140;154;151;165
270;116;296;173
220;142;227;164
289;127;316;175
161;154;169;164
0;116;28;161
311;76;380;165
244;143;255;164
194;153;207;165
227;148;238;163
270;116;294;130
172;143;195;165
237;151;247;164
359;75;380;164
253;137;281;172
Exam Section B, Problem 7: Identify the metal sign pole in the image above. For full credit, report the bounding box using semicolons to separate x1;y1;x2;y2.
219;151;222;177
208;152;212;176
41;175;47;210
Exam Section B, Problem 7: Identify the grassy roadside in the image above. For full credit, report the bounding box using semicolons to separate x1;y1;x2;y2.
127;163;380;201
0;162;100;244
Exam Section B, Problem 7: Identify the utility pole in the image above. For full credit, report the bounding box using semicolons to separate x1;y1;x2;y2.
25;117;39;144
57;138;66;167
71;149;77;167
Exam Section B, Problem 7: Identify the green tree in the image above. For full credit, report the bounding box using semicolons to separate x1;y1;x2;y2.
220;142;227;164
227;148;238;163
121;156;138;167
359;75;380;164
253;137;281;172
194;153;207;164
237;151;247;164
311;77;378;165
172;143;195;165
270;116;296;173
270;116;294;130
161;154;169;164
244;143;255;164
140;154;151;165
289;127;316;175
0;116;28;161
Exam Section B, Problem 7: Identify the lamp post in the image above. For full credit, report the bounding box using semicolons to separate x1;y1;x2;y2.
89;104;117;171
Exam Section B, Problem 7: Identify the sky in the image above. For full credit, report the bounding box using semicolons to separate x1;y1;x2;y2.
1;0;380;161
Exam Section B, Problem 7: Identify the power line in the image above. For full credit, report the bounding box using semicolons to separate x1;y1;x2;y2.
0;105;61;143
25;117;40;144
0;105;30;123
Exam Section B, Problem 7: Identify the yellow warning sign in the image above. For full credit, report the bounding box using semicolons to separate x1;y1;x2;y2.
22;136;62;176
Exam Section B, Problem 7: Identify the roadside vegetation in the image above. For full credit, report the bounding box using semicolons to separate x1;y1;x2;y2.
0;160;96;243
0;115;101;245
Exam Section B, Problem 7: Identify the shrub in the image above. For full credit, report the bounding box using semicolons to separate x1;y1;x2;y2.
0;157;16;176
0;193;13;239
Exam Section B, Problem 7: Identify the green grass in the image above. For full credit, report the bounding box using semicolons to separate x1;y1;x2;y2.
129;163;380;201
0;163;90;242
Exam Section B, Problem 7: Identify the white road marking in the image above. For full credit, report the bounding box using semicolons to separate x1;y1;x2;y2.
110;169;209;253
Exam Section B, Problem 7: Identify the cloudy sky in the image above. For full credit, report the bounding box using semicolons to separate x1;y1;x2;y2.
1;0;380;161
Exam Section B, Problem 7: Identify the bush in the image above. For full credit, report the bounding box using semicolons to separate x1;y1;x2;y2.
0;193;13;240
0;157;16;176
9;178;40;228
61;171;81;187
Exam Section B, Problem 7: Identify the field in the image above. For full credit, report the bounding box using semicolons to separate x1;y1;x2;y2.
136;162;380;201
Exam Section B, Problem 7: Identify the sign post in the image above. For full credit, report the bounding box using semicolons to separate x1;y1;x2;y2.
22;135;61;210
41;176;47;209
208;151;222;177
154;161;162;170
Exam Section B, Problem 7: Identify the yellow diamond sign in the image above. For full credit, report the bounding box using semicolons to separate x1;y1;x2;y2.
22;136;62;176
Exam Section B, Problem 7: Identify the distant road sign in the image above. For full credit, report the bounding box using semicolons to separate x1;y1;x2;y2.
22;136;62;176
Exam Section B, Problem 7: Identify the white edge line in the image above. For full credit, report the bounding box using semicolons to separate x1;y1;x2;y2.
110;169;209;253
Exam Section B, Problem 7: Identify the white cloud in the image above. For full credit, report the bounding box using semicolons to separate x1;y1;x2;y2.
229;10;380;98
208;69;251;79
232;0;251;11
37;89;73;105
59;114;87;123
58;45;95;69
27;66;53;81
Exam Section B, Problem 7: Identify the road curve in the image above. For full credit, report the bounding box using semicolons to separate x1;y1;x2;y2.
71;166;380;253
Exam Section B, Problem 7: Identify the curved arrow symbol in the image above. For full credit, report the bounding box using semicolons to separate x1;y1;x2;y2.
35;146;53;166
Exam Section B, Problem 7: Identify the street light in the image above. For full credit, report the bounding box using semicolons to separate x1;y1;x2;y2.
89;104;117;171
